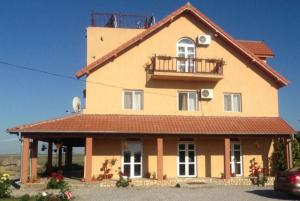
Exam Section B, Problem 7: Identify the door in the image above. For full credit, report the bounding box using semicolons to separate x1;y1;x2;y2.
177;38;195;72
230;142;243;176
178;142;196;177
122;142;142;178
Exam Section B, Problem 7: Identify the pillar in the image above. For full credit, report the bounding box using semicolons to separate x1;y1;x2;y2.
224;137;231;179
65;146;73;169
84;137;93;182
284;137;292;169
31;139;38;181
157;137;164;180
58;147;62;169
21;137;30;184
47;141;53;174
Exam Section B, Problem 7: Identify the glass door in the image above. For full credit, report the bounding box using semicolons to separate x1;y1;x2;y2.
178;142;196;177
177;38;195;72
230;142;243;176
123;142;142;178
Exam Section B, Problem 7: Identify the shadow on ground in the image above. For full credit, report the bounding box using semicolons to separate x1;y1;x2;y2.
246;189;298;200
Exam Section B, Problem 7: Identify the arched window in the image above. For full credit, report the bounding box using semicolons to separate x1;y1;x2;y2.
177;38;196;72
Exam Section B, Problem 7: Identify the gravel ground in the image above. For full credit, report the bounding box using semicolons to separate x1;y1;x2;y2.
72;185;298;201
12;185;299;201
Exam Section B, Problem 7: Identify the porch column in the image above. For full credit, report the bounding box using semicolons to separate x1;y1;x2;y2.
31;139;38;181
21;137;30;184
284;137;292;169
65;146;73;169
157;137;164;180
47;141;53;174
224;137;230;179
58;147;63;169
84;137;93;182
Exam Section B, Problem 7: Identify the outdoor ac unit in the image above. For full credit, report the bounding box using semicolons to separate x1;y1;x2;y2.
197;35;211;45
200;89;213;99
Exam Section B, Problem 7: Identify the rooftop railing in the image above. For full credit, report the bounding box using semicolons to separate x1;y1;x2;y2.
90;12;152;29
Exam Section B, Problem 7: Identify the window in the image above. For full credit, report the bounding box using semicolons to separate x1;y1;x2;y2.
177;38;196;72
224;93;241;112
178;92;197;111
123;90;143;110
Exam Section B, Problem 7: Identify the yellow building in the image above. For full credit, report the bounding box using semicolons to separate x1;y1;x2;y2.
8;3;295;183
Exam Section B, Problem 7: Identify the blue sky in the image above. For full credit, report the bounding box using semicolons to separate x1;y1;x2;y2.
0;0;299;154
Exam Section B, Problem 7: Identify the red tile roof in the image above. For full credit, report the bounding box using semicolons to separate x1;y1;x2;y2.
7;114;295;135
238;40;274;57
75;3;289;88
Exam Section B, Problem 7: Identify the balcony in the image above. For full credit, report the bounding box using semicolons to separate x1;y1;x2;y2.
147;55;224;81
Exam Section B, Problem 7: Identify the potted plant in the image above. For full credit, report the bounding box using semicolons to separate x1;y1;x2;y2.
220;173;225;179
151;172;156;180
145;172;151;179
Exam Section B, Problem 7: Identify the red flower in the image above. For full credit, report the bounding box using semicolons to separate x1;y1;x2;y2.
50;172;63;181
65;191;72;200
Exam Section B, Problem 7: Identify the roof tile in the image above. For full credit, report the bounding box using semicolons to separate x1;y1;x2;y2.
7;114;295;135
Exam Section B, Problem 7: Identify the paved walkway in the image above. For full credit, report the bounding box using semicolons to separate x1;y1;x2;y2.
72;185;297;201
13;185;298;201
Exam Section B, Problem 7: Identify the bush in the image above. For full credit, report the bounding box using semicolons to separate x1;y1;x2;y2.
273;138;300;172
0;173;11;198
46;172;68;191
249;158;268;186
116;171;129;188
20;194;31;201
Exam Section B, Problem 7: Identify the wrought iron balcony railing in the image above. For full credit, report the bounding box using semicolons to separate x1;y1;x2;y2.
149;55;224;75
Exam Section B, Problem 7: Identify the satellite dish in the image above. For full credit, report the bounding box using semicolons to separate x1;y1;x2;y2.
72;96;81;113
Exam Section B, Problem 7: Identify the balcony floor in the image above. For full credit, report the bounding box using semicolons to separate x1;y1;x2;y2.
150;71;223;81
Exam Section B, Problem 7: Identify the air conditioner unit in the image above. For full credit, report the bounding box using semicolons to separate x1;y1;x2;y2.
197;35;211;45
200;89;213;99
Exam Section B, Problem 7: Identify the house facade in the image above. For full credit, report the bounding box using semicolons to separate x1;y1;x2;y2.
8;3;295;183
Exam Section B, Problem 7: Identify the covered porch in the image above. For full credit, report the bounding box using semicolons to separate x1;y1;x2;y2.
6;114;295;183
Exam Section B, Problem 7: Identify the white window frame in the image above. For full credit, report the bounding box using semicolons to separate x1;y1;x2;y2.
176;38;196;72
121;141;143;179
122;90;144;110
177;91;198;111
223;93;242;112
230;141;243;177
177;141;197;178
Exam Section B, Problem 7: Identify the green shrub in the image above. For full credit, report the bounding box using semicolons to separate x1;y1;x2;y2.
46;172;68;191
116;171;129;188
20;194;31;201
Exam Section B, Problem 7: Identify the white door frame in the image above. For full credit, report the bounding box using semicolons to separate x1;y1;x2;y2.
177;141;197;177
121;141;143;178
230;142;243;176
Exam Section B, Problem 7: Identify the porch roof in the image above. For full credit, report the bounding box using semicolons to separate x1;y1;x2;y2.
7;114;295;135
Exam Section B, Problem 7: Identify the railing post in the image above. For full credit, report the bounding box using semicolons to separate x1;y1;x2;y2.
91;11;96;27
153;54;156;72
